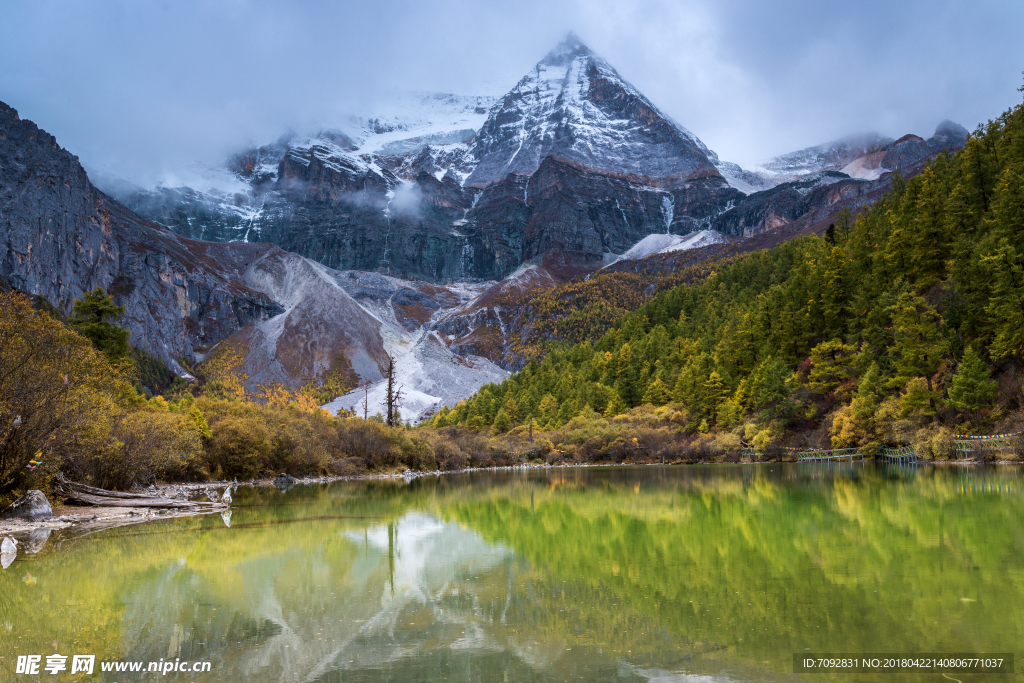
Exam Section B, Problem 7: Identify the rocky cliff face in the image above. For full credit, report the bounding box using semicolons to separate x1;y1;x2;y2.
0;100;508;409
0;100;284;375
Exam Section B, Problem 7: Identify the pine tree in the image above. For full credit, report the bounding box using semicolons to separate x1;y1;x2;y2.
899;378;935;420
603;392;626;417
493;408;512;432
947;347;998;419
432;407;450;428
504;396;519;424
539;394;559;420
835;207;853;242
989;167;1024;251
187;405;212;439
889;293;948;394
702;371;726;423
642;378;669;406
825;223;836;245
749;356;790;412
852;362;885;422
673;352;710;409
909;165;951;288
819;246;847;336
807;339;857;394
984;240;1024;359
69;287;130;362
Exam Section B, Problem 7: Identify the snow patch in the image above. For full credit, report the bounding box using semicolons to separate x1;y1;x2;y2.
323;330;507;424
840;155;887;181
607;229;726;266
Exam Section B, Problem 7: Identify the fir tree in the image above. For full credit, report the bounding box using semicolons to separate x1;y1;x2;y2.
642;377;669;406
493;408;512;433
69;287;130;362
947;347;998;420
702;372;726;423
807;339;857;394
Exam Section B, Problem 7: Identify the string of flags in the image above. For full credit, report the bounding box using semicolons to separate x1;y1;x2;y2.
952;431;1022;440
25;434;56;471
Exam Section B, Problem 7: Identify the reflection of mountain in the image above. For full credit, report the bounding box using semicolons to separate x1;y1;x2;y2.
111;511;512;682
4;467;1023;683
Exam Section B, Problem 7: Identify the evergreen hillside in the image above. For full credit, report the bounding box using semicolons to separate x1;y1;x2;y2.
431;104;1024;455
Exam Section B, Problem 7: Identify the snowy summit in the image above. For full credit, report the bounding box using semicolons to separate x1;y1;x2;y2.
463;33;722;187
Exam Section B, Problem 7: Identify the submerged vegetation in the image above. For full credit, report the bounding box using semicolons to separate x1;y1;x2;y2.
438;103;1024;457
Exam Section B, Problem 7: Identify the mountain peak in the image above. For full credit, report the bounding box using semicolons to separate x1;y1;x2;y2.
463;35;721;187
540;32;593;65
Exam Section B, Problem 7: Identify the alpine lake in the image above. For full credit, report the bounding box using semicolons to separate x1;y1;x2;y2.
2;464;1023;682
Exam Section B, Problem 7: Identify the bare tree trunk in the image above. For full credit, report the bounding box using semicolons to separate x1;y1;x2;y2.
382;355;404;427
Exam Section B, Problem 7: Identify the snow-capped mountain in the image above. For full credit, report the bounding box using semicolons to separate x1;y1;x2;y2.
464;33;721;187
235;92;498;184
713;120;968;194
753;132;894;182
103;35;741;284
710;120;969;238
1;30;976;411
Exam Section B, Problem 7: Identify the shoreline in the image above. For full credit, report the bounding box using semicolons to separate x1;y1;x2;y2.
1;458;1017;540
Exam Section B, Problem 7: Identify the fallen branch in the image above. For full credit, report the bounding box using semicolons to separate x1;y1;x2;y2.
55;475;226;510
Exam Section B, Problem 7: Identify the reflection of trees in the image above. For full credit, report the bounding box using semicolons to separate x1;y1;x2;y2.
2;468;1023;682
440;467;1024;676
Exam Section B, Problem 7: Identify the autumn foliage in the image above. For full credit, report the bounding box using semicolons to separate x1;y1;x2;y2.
444;102;1024;458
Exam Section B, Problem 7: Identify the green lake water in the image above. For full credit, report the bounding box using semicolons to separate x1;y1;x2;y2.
2;464;1023;682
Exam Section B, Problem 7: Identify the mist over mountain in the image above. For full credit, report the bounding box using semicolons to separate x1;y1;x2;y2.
97;36;967;285
0;31;976;418
2;0;1018;185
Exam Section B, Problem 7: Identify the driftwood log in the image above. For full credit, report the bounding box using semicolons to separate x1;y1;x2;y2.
56;476;227;510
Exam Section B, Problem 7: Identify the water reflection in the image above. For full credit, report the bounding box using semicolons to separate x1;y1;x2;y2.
0;465;1022;682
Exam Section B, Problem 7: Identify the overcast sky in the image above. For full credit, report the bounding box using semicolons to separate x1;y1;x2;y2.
2;0;1021;186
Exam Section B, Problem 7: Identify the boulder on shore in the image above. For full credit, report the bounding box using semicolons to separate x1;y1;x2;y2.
273;473;297;485
0;490;52;521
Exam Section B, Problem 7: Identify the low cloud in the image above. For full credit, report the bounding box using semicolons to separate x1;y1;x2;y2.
390;182;423;217
1;0;1020;183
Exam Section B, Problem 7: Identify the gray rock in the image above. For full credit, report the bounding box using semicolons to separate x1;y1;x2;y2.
0;490;52;521
23;528;50;554
0;101;284;374
273;473;297;485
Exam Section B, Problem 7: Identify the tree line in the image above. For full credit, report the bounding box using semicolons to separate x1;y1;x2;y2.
432;102;1024;456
